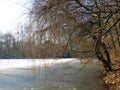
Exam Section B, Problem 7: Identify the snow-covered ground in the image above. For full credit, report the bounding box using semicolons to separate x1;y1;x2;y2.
0;58;79;69
0;58;106;90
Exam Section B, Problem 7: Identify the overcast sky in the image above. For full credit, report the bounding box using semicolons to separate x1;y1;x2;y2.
0;0;29;34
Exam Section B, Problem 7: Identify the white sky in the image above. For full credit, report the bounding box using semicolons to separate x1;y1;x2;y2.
0;0;28;34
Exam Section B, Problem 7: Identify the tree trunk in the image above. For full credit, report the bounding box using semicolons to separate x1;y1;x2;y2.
93;35;112;72
96;40;112;71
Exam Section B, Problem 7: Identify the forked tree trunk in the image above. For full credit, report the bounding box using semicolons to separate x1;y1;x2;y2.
93;35;112;72
95;41;112;72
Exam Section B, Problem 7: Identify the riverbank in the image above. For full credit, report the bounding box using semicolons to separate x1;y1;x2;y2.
103;61;120;90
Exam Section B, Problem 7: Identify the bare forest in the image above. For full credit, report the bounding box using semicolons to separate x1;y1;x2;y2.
0;0;119;71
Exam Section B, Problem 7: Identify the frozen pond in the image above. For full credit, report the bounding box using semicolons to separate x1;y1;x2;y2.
0;59;107;90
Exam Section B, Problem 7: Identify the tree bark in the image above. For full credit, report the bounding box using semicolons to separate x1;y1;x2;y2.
93;35;112;72
95;40;112;71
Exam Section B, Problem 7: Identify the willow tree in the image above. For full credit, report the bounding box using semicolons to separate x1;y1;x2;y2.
28;0;120;71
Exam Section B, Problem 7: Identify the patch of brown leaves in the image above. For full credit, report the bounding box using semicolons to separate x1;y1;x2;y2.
103;61;120;90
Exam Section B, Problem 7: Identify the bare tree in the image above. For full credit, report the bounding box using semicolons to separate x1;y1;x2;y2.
27;0;120;71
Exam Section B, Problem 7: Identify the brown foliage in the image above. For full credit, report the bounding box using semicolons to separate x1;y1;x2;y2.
103;61;120;90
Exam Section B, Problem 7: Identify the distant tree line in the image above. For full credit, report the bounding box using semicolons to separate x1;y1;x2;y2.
0;29;95;59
